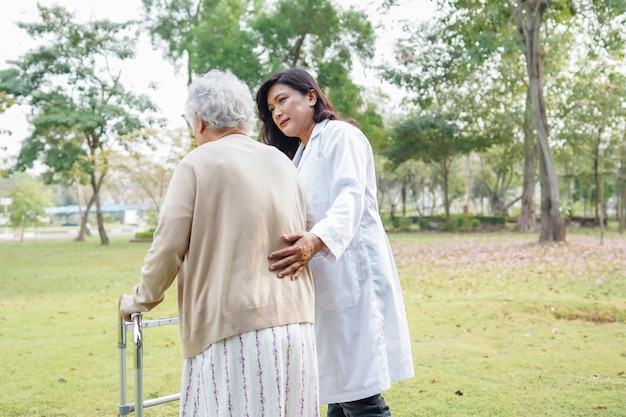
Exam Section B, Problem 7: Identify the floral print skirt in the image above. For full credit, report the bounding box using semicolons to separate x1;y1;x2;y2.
180;323;319;417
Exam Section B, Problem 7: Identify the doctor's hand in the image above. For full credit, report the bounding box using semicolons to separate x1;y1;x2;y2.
269;231;325;280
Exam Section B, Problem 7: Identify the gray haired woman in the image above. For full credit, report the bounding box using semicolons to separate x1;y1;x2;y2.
121;69;319;417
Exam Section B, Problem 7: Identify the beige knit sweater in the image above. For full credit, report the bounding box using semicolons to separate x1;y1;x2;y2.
129;134;315;358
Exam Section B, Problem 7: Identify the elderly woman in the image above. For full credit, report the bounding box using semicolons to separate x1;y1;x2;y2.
121;69;319;417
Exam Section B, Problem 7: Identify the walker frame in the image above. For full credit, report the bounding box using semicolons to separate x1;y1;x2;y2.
117;296;180;416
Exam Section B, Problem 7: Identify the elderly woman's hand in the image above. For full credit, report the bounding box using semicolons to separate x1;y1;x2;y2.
268;231;325;280
120;294;144;322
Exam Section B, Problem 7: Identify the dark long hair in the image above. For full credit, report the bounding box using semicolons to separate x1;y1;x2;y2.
256;67;340;159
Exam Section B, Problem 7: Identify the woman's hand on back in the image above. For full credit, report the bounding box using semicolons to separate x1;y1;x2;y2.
269;231;324;280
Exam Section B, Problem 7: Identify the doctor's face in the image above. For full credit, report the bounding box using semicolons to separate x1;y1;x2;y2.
267;83;317;142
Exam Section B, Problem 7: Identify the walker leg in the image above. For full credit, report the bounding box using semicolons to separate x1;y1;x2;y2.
118;296;129;416
132;313;144;417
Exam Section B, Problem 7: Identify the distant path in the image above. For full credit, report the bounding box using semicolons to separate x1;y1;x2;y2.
0;228;138;241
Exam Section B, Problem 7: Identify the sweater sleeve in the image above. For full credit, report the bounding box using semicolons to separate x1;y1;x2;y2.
131;159;195;310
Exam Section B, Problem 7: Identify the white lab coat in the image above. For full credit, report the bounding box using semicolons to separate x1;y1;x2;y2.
293;119;414;404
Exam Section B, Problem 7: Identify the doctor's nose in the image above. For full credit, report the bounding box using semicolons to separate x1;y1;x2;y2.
272;106;283;118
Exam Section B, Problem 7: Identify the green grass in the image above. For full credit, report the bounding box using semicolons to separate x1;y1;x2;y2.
1;230;626;416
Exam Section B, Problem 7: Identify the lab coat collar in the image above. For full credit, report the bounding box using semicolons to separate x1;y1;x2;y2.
293;119;328;168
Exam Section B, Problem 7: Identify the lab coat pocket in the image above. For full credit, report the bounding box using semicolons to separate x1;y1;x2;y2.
310;249;360;311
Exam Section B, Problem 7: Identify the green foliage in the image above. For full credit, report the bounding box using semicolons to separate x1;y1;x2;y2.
142;0;376;118
453;213;479;231
389;214;412;231
253;0;376;120
252;0;374;77
190;0;263;86
2;5;160;183
417;216;436;230
354;102;386;151
140;0;201;80
0;5;162;244
134;229;155;239
415;214;507;231
385;113;460;167
8;174;52;230
0;90;15;133
474;215;508;226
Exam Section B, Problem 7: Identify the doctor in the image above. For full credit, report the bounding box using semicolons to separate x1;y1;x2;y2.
256;67;414;417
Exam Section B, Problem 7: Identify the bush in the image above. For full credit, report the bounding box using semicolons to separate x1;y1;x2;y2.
412;214;506;232
134;228;155;239
475;215;508;226
417;218;431;230
452;214;476;232
390;215;412;231
442;220;454;231
415;215;446;231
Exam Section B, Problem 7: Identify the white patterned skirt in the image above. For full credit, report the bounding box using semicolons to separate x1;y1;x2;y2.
180;323;319;417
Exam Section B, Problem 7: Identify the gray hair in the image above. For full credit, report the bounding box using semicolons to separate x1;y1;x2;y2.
184;69;255;134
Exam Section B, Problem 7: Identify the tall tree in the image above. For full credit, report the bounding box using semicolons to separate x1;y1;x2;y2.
140;0;262;85
380;21;496;220
116;127;195;214
515;0;566;241
142;0;376;118
474;145;523;215
398;0;626;241
252;0;374;111
515;90;538;232
420;1;551;236
555;7;626;240
141;0;203;84
386;112;477;221
0;6;160;244
8;173;52;242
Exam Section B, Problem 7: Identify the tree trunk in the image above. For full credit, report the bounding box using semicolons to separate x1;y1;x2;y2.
90;170;109;245
19;217;25;242
594;128;607;245
401;174;407;217
517;0;565;242
75;193;95;242
619;140;626;233
442;159;451;222
376;176;386;211
514;88;537;232
596;154;605;244
411;184;422;216
85;132;110;245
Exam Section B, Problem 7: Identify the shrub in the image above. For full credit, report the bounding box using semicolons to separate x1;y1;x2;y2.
390;215;412;231
134;228;155;239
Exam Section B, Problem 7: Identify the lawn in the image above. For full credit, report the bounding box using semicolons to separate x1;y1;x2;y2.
1;229;625;416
